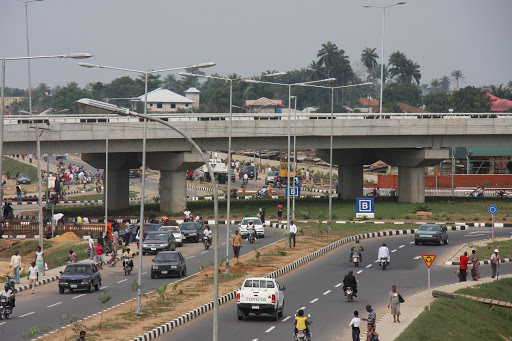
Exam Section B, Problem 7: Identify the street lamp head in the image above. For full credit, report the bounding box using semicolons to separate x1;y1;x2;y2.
397;2;407;4
244;79;261;84
264;72;287;77
78;62;97;68
193;62;216;68
65;53;93;59
179;72;198;77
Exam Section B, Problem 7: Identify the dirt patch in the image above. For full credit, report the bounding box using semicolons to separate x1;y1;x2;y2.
53;232;81;242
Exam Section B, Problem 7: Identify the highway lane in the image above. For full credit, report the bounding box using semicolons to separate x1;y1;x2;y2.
158;227;512;341
0;225;283;340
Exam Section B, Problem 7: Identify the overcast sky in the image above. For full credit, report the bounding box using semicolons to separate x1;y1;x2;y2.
1;0;511;90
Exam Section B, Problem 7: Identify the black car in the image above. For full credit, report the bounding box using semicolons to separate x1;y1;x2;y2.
151;251;187;278
239;166;257;180
179;222;204;243
129;169;141;178
58;263;101;294
142;231;176;255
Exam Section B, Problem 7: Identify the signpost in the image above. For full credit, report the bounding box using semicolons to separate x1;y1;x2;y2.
356;198;375;219
488;205;497;240
286;184;301;198
434;170;440;190
421;254;436;311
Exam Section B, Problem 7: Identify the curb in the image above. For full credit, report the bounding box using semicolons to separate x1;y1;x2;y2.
445;257;512;266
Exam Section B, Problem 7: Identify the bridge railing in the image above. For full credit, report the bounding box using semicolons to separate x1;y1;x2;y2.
1;222;104;237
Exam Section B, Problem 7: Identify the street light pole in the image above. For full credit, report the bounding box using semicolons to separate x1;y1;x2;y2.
291;96;297;220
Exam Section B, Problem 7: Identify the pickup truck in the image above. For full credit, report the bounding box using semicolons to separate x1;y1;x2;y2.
236;277;285;321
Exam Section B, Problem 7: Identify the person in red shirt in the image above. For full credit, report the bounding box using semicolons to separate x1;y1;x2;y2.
459;252;469;282
95;242;104;270
277;203;283;222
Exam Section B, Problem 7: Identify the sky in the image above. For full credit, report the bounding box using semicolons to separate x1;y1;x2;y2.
1;0;511;90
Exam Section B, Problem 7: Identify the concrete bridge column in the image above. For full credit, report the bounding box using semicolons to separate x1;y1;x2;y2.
398;166;425;203
339;165;363;199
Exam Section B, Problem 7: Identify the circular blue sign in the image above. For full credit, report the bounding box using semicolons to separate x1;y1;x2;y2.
488;205;498;215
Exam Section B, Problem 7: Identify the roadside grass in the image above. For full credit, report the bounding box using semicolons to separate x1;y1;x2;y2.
472;239;512;260
2;156;39;181
457;278;512;302
46;197;512;222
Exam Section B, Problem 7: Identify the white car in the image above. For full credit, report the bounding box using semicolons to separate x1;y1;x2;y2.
237;277;285;321
239;217;264;238
159;226;184;247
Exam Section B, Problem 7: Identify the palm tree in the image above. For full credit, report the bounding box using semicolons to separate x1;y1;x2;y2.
451;70;464;89
317;41;339;77
430;78;441;93
440;76;451;93
308;60;326;81
406;60;422;85
360;47;379;81
388;51;409;82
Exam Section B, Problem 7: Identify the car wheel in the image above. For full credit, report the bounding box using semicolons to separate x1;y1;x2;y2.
142;251;146;255
271;308;279;321
87;283;93;293
59;287;64;294
183;266;187;275
151;273;156;279
414;240;419;245
94;282;100;291
195;236;199;243
177;269;182;278
444;239;448;245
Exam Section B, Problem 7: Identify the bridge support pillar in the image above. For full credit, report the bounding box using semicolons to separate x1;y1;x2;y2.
398;166;425;203
339;165;363;199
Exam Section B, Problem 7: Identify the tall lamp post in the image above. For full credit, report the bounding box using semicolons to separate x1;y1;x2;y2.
296;82;372;228
0;52;92;248
364;1;406;115
290;95;297;220
179;71;285;274
244;78;336;248
78;62;215;315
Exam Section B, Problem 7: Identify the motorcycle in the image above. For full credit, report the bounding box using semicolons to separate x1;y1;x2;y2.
123;257;133;275
107;252;118;267
345;286;354;302
0;296;12;320
203;236;212;250
247;229;256;244
352;252;360;267
294;314;313;341
379;257;388;270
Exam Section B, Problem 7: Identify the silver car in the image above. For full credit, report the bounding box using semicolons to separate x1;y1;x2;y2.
239;217;264;237
160;226;184;247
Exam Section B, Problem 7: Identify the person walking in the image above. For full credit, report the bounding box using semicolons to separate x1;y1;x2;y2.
76;330;87;341
277;203;283;222
10;250;21;284
88;236;95;260
16;184;22;202
95;242;104;270
113;227;120;255
289;221;297;247
387;285;401;323
349;311;361;341
471;250;481;281
231;230;243;259
28;261;38;294
491;249;500;279
361;305;377;331
69;249;78;263
35;246;45;276
124;220;131;246
459;251;468;282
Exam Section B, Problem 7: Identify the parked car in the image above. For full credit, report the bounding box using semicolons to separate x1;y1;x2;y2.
55;154;67;160
265;171;278;185
239;217;265;237
415;224;448;245
58;263;101;294
135;223;162;240
160;226;184;247
16;174;31;184
179;222;204;243
142;231;176;255
239;166;257;180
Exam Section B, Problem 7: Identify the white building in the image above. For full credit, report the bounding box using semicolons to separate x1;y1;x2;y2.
135;88;197;113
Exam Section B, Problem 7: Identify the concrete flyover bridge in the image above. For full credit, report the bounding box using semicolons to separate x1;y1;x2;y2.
4;99;512;211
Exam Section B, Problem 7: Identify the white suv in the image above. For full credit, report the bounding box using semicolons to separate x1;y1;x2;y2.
239;217;264;238
237;277;285;321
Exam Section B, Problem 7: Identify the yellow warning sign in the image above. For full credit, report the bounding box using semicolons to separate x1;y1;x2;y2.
422;255;436;268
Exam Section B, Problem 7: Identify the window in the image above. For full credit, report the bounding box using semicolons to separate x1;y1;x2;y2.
157;103;163;109
185;104;189;107
171;103;176;109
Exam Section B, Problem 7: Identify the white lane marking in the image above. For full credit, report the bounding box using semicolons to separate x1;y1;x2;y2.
323;290;331;295
47;302;62;308
142;272;147;275
265;326;275;333
117;279;128;283
334;283;342;288
0;322;5;326
186;256;195;259
366;264;372;268
399;245;405;248
19;312;35;318
252;339;258;341
409;242;415;244
300;306;306;310
374;260;379;263
391;249;397;253
465;234;485;237
282;316;291;322
356;270;363;274
100;286;108;290
222;242;226;245
201;251;208;254
310;298;319;303
414;256;421;260
73;294;86;300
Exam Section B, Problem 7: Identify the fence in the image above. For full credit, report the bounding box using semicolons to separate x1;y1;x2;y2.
1;222;105;237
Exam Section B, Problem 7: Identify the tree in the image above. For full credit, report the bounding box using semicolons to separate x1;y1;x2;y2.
488;84;512;100
308;60;326;82
451;86;491;112
388;51;421;85
507;81;512;89
423;92;452;112
383;83;422;106
360;47;379;81
430;79;441;93
51;82;91;113
440;76;451;93
135;73;163;94
317;41;339;77
451;70;464;89
163;74;179;90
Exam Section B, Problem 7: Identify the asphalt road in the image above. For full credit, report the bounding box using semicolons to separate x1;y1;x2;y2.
0;225;283;340
157;227;512;341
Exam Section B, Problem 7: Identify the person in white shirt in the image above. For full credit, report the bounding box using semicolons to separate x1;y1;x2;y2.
88;236;95;260
204;225;212;243
349;311;361;341
243;172;249;184
378;243;391;264
289;221;298;247
183;208;191;221
28;261;38;294
0;283;14;309
10;250;21;283
246;222;256;241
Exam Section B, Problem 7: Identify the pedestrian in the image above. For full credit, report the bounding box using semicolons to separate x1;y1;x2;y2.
361;305;376;330
28;261;38;294
88;236;95;260
28;154;33;164
277;202;283;222
69;249;77;263
289;221;297;247
106;219;112;241
95;241;104;270
16;184;22;202
459;251;468;282
76;330;87;341
10;250;21;284
491;249;500;279
366;324;380;341
349;310;361;341
113;227;120;254
124;220;131;246
231;230;243;259
387;285;401;323
471;249;481;280
35;246;45;276
149;209;156;223
306;170;310;183
257;207;266;224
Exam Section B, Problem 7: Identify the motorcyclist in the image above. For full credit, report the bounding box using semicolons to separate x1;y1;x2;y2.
247;221;255;241
342;270;358;297
0;283;15;310
243;171;249;185
350;240;364;263
122;248;134;271
204;225;212;244
378;243;391;265
293;309;311;339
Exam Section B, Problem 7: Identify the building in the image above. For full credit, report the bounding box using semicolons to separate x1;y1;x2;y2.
184;87;201;109
135;88;196;113
358;98;379;113
487;94;512;113
245;97;284;113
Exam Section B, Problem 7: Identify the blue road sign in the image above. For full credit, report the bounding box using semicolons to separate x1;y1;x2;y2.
488;205;498;215
356;198;375;217
286;185;301;198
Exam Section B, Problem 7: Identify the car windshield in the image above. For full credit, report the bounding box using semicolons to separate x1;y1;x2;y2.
243;280;275;288
180;223;199;230
419;225;439;232
242;218;261;225
64;265;92;274
144;225;160;231
145;233;168;241
155;253;180;262
162;227;180;233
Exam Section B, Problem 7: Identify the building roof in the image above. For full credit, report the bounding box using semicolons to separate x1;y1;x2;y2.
397;103;429;113
185;87;201;94
358;98;379;107
245;97;284;108
487;93;512;113
136;88;194;104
